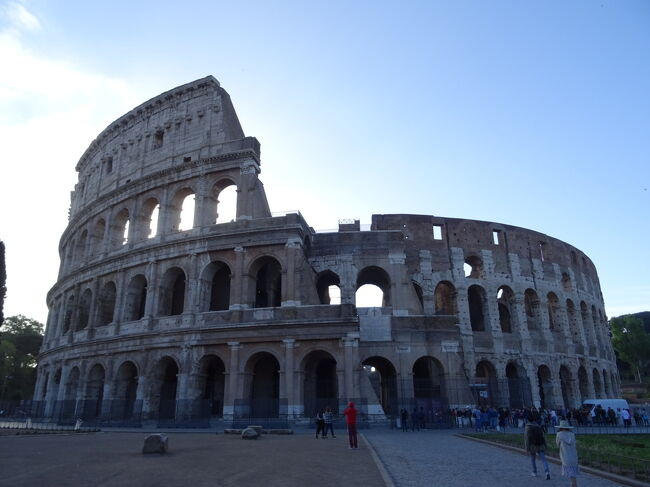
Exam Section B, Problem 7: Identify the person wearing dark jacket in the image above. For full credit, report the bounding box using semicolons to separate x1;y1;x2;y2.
524;419;550;479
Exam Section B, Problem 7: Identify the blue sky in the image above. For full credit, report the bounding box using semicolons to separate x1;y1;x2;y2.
1;0;648;324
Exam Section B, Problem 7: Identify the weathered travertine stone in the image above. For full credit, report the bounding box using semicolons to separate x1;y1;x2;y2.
142;434;168;454
241;427;260;440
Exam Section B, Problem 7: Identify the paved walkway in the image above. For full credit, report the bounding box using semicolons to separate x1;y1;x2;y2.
364;429;627;487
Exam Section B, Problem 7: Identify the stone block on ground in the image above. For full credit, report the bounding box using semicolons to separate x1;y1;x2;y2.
224;429;242;434
248;425;263;435
268;429;293;435
142;434;169;454
241;427;260;440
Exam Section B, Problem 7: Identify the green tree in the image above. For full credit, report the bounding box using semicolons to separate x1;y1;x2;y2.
610;314;650;383
0;315;44;400
0;241;6;324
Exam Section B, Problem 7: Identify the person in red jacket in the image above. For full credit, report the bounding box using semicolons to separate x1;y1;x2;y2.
343;401;358;449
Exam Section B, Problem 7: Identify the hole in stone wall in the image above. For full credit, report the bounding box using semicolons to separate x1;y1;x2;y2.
433;225;442;240
179;194;195;231
492;230;500;245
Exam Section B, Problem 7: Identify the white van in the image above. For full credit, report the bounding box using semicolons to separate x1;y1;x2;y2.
582;398;631;425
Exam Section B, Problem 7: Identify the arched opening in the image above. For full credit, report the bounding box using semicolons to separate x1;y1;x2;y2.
561;272;572;293
112;208;130;248
474;360;498;407
252;257;282;308
591;305;601;348
140;198;160;239
497;286;514;333
467;284;487;331
97;282;116;326
90;218;105;257
537;365;554;409
200;261;231;311
158;267;186;316
592;368;603;398
155;357;179;420
170;188;196;232
62;367;80;420
124;274;147;321
578;366;588;403
547;292;561;331
413;356;446;415
580;301;591;345
83;364;105;420
316;271;341;305
412;281;424;313
77;288;92;331
356;266;391;307
215;183;238;224
464;255;483;279
63;295;75;334
303;351;338;417
246;353;280;418
198;355;225;417
603;369;610;396
506;363;530;408
113;361;138;420
76;230;88;262
434;281;457;315
362;357;397;417
524;289;540;331
559;365;575;409
566;299;579;340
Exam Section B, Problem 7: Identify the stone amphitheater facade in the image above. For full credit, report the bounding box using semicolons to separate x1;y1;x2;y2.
34;76;619;424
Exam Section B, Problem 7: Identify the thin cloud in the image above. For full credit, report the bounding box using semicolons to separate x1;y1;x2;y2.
3;1;41;32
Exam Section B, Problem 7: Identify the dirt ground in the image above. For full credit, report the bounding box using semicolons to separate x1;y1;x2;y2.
0;431;385;487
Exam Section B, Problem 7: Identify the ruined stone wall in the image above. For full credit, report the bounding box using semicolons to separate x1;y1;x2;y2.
34;78;619;425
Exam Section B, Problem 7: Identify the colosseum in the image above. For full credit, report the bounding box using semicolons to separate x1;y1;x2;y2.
34;76;619;427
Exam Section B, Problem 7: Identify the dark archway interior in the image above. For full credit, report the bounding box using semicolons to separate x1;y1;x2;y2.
201;357;225;416
468;285;485;331
254;259;282;308
304;352;338;416
210;265;231;311
250;354;280;417
363;357;397;416
159;360;178;419
316;271;340;305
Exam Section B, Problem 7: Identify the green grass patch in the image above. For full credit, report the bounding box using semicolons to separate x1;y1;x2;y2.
464;433;650;481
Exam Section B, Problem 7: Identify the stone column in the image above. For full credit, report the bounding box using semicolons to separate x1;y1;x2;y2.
113;270;127;334
44;367;60;417
418;250;434;315
144;259;158;327
236;160;260;220
342;335;359;400
230;246;247;309
223;342;241;419
526;365;541;408
101;360;114;418
185;253;199;323
87;278;100;338
282;239;301;307
282;339;296;417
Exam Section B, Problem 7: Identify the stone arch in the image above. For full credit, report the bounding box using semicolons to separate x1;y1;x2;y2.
250;256;282;308
83;363;105;420
62;366;81;419
89;218;106;257
464;255;483;279
524;289;541;331
362;356;397;416
244;352;280;418
580;301;591;344
316;270;341;305
97;281;116;326
213;178;238;224
603;369;611;396
62;294;75;334
124;274;147;321
197;354;226;417
578;366;588;403
200;261;231;311
474;360;498;406
591;304;601;348
537;364;555;409
111;207;130;248
77;288;92;330
150;356;180;420
547;292;561;331
566;299;579;341
158;266;187;316
467;284;487;332
170;187;196;232
559;365;575;409
356;266;391;307
303;350;338;417
76;229;88;262
497;285;515;333
505;362;530;408
561;272;572;293
592;368;603;398
434;281;457;315
140;197;161;240
113;360;139;420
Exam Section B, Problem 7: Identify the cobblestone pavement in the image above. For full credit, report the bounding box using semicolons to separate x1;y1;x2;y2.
364;429;626;487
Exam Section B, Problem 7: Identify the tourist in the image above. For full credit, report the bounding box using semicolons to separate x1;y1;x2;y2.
622;408;632;427
323;406;336;438
400;408;409;432
315;409;325;439
343;402;358;449
555;420;579;486
524;418;550;479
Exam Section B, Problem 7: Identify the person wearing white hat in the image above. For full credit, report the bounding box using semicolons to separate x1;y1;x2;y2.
555;420;579;486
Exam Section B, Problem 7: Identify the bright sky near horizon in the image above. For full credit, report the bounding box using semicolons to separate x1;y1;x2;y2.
0;0;648;325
